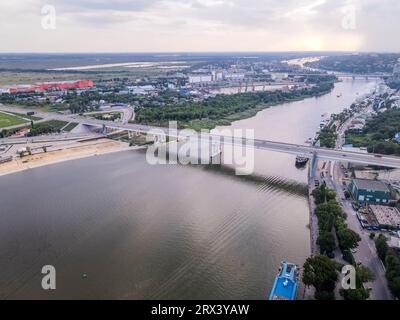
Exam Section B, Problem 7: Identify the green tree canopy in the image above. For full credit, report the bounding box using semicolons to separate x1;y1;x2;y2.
302;255;338;295
317;231;336;254
312;185;337;205
336;226;361;250
375;234;388;262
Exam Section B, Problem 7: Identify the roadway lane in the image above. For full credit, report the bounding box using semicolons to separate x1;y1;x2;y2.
2;105;400;169
321;106;394;300
327;161;393;300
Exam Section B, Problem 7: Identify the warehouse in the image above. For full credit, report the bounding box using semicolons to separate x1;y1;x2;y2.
350;178;391;203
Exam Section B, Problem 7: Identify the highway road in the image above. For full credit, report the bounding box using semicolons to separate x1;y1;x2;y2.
86;120;400;169
2;105;400;169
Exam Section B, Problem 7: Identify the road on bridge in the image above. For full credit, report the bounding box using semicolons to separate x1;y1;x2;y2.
2;104;400;169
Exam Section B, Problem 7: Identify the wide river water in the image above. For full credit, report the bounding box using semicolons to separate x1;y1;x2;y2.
0;78;379;299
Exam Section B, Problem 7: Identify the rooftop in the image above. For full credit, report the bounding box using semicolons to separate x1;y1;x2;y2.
271;277;296;300
389;236;400;249
370;205;400;227
353;178;390;193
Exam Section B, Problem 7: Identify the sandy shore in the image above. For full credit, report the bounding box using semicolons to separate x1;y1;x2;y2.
0;139;144;177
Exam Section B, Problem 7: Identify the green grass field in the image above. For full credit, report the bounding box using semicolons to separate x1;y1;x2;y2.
63;122;78;132
0;111;29;128
5;111;42;121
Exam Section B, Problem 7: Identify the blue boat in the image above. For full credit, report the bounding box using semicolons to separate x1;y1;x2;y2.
269;260;299;300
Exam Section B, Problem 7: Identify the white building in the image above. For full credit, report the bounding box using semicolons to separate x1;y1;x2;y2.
223;72;245;81
0;88;10;94
188;74;213;84
211;71;223;81
126;85;155;95
167;83;176;89
270;73;289;81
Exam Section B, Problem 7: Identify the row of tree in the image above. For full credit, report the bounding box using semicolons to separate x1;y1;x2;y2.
313;185;361;257
346;108;400;156
302;255;374;300
374;234;400;298
135;81;335;125
319;125;337;149
305;54;400;74
304;185;372;300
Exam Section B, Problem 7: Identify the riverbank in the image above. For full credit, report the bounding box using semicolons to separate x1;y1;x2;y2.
0;139;143;177
0;78;378;299
135;81;336;132
183;90;335;132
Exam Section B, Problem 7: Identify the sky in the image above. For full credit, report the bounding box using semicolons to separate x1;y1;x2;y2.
0;0;399;53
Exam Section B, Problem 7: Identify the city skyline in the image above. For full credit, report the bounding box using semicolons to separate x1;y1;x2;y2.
1;0;399;53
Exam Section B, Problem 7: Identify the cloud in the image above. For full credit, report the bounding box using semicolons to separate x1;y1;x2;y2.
0;0;399;52
48;0;160;12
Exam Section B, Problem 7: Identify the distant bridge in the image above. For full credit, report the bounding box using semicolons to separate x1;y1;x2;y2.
292;73;389;79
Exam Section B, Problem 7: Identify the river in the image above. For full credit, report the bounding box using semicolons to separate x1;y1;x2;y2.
0;78;379;299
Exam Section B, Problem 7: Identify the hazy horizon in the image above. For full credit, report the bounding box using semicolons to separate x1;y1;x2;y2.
1;0;399;53
0;50;400;54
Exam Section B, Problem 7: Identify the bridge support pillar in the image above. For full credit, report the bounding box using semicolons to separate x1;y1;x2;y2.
210;142;222;164
309;152;318;179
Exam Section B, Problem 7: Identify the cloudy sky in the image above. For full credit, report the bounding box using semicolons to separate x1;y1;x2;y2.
0;0;399;52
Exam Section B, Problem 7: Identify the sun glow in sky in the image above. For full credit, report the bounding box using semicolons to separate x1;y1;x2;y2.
0;0;399;52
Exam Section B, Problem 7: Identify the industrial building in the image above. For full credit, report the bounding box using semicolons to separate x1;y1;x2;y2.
38;80;94;91
369;205;400;228
223;72;245;81
0;88;10;94
350;178;391;203
126;85;155;95
188;74;213;84
4;80;94;94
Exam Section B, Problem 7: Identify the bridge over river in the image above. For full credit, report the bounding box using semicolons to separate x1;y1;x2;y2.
1;104;400;169
79;118;400;169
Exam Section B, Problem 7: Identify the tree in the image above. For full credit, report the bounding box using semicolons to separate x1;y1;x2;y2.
337;228;361;250
342;249;356;265
356;265;375;283
387;276;400;298
341;287;370;300
302;255;338;296
317;232;336;254
315;200;343;233
314;290;335;300
369;232;375;239
340;265;374;300
312;185;337;204
335;219;361;250
375;234;388;261
385;252;400;297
